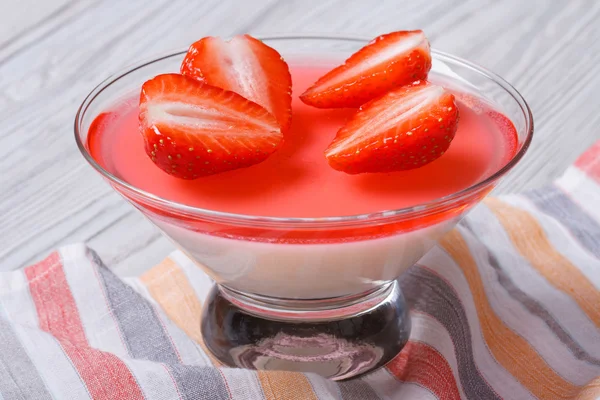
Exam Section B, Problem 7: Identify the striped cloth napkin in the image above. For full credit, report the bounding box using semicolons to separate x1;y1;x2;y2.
2;142;600;400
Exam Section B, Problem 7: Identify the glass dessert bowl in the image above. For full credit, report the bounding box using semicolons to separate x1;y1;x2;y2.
75;34;533;380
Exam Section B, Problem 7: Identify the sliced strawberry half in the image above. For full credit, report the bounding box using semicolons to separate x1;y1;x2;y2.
181;34;292;132
301;30;431;109
139;74;283;179
325;81;459;174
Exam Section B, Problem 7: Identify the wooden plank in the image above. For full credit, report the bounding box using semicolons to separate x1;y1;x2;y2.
1;0;598;275
0;0;74;48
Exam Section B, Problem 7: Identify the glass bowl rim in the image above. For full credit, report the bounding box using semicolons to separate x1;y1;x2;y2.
74;33;534;227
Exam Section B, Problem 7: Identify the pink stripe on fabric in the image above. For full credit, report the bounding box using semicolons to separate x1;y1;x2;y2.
575;140;600;182
60;245;129;357
25;252;86;343
25;251;145;400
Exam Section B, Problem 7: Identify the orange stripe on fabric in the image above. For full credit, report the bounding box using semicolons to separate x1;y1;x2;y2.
440;230;580;400
387;340;461;400
575;377;600;400
486;198;600;329
141;257;220;366
257;370;318;400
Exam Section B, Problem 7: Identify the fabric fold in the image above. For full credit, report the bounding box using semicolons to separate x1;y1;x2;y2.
0;142;599;399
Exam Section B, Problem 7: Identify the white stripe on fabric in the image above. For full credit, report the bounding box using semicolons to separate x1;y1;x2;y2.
170;251;213;302
503;194;600;291
0;269;39;327
409;312;468;400
458;225;600;385
420;246;536;400
59;245;129;357
391;382;444;400
361;368;404;399
556;167;600;223
363;368;439;400
466;205;600;358
122;359;182;400
219;368;268;400
12;323;91;400
123;277;160;306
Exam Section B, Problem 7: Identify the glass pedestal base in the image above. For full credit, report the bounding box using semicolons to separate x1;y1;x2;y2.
201;281;411;380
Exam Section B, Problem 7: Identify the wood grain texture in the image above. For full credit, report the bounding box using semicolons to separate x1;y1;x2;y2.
0;0;598;275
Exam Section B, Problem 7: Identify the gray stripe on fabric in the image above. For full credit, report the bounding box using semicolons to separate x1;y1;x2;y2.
0;318;53;400
167;365;230;400
339;379;381;400
90;250;180;364
399;267;503;400
461;218;600;366
524;185;600;259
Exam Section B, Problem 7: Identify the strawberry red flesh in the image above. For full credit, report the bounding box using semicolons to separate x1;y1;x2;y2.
301;30;431;109
325;81;459;174
139;73;282;179
181;34;292;133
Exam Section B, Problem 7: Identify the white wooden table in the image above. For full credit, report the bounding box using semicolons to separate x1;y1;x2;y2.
1;0;599;275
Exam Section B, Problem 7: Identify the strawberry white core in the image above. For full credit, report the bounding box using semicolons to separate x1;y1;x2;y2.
145;101;278;134
214;37;271;114
325;85;445;156
317;31;428;91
